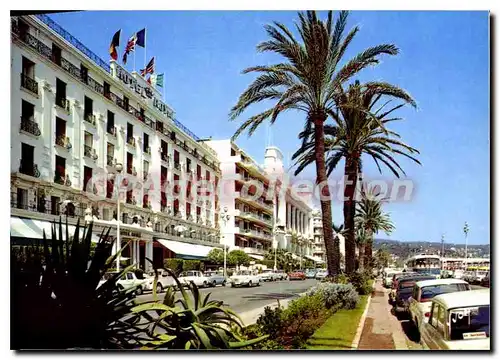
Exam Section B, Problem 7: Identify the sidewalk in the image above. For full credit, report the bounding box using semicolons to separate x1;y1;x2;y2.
357;280;408;350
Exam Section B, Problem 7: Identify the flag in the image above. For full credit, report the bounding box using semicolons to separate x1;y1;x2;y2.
122;33;137;65
151;73;164;88
136;28;146;48
109;29;121;60
140;57;155;76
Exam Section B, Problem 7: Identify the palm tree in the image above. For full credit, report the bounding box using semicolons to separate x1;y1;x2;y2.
292;80;419;274
355;191;395;268
355;227;368;270
230;11;399;276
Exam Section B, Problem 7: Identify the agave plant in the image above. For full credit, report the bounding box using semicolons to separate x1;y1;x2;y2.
132;269;268;349
11;218;146;349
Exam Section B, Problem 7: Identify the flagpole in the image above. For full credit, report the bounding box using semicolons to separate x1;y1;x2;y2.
144;29;147;77
133;50;136;73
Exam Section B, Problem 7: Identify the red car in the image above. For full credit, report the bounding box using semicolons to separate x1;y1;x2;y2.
288;270;306;281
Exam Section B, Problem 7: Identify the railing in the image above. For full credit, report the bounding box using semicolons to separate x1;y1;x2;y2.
54;174;71;187
161;153;170;163
84;145;97;160
55;97;70;112
18;161;40;178
107;125;117;136
239;211;273;226
55;135;72;150
107;155;114;166
20;73;38;94
84;113;96;125
20;117;41;136
143;171;149;180
144;146;151;155
127;137;136;147
174;162;181;171
35;14;111;73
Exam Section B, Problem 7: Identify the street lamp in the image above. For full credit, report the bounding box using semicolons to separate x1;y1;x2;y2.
220;206;231;278
115;163;123;272
463;222;470;269
272;228;278;271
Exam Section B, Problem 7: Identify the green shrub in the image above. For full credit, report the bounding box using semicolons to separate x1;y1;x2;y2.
259;259;275;269
164;258;184;275
348;271;373;295
256;306;284;338
331;273;349;284
183;259;201;271
307;283;359;310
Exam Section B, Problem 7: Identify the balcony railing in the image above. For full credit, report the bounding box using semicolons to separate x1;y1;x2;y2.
174;162;181;171
20;73;38;95
55;135;72;150
107;125;117;137
143;171;149;180
84;113;96;126
18;161;40;178
127;137;136;147
54;174;71;187
20;117;41;137
83;145;98;160
238;211;273;226
55;97;71;112
143;146;151;155
107;155;115;166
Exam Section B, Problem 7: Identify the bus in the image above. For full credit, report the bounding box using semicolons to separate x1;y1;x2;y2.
406;254;442;278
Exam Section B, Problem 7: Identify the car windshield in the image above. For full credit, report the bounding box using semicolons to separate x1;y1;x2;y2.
399;277;434;289
235;270;251;276
449;305;490;340
421;284;468;301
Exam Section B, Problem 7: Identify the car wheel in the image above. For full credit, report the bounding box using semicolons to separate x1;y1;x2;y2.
203;281;208;288
156;283;163;294
135;286;143;296
230;283;234;288
257;281;261;286
248;281;252;287
222;280;226;286
212;280;217;287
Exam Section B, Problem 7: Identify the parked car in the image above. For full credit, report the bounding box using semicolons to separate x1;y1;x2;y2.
98;271;148;296
288;270;306;281
384;271;403;288
420;289;490;350
480;273;490;288
276;270;288;280
305;269;318;279
474;271;489;285
389;272;418;303
259;269;279;282
143;269;175;293
203;270;227;287
178;270;211;288
229;270;261;287
461;271;477;284
393;275;436;313
315;270;328;280
408;279;470;332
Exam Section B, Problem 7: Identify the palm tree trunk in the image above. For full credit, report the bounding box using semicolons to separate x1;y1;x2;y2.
343;154;359;275
358;242;365;271
364;228;374;269
313;115;339;276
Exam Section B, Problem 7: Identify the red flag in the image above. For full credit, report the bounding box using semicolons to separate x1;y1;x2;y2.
109;29;121;61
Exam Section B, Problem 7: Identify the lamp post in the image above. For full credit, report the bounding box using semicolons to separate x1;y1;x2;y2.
463;222;469;269
115;163;123;272
272;229;278;272
220;206;231;278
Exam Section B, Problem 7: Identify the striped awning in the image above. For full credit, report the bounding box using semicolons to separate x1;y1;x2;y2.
305;255;325;264
155;239;215;260
248;254;264;261
10;217;100;243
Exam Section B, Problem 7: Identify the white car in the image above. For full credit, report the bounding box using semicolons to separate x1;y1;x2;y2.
408;279;470;331
143;269;175;293
97;271;148;295
259;269;279;282
178;270;211;288
420;289;490;350
315;270;328;280
229;270;261;287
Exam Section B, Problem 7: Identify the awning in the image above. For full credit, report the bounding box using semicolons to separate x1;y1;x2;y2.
291;254;300;260
305;255;325;264
248;254;264;261
156;239;215;260
10;217;100;243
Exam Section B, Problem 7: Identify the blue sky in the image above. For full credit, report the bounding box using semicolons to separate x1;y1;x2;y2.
49;11;490;245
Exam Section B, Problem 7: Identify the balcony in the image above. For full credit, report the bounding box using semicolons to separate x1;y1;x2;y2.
240;229;273;242
174;162;181;171
20;118;41;137
235;246;266;256
235;193;273;214
143;146;151;155
55;97;71;113
18;161;40;178
83;145;98;160
54;173;71;187
126;136;136;148
84;113;96;126
55;135;72;150
107;125;117;137
107;155;115;166
126;196;137;205
127;166;138;176
20;73;38;95
143;171;149;180
236;210;273;228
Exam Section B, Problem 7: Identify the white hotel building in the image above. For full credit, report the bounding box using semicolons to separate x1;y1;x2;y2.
10;14;224;271
206;140;322;264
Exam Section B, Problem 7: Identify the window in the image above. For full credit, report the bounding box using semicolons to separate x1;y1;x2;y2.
174;150;180;168
174;174;180;194
161;140;168;161
161;166;168;187
55;156;66;179
186;203;191;217
449;305;490;340
106;177;114;199
22;56;35;78
84;96;93;121
170;131;176;141
231;147;236;156
156;121;164;133
51;43;61;66
107;143;114;166
80;64;88;84
83;166;92;192
206;170;210;181
127;152;133;174
84;132;93;147
127;123;133;142
173;199;179;214
140;108;145;121
103;81;110;98
436;304;446;337
51;195;60;215
197;165;202;180
107;111;115;134
186;158;191;173
20;143;34;175
17;18;29;38
143;160;149;180
21;100;35;121
16;188;28;209
421;284;469;301
123;96;129;111
55;117;66;146
143;133;149;153
55;78;66;107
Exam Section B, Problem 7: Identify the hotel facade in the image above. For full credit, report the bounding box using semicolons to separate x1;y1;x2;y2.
10;14;224;271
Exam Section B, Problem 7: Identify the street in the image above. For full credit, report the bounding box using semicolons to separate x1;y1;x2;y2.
136;279;319;314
